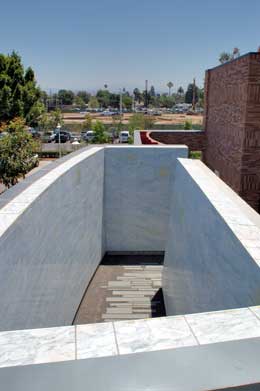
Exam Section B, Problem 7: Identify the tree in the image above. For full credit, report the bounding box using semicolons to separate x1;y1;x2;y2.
92;121;109;143
133;88;142;104
111;115;123;138
74;96;85;108
150;86;156;97
177;86;184;95
128;113;155;134
219;48;241;64
88;96;99;109
122;95;132;110
57;90;74;105
0;52;44;125
158;94;175;108
219;52;233;64
185;83;199;104
167;81;174;96
176;86;185;103
82;114;92;130
109;93;120;108
0;118;38;187
38;109;63;133
76;91;90;104
96;90;110;108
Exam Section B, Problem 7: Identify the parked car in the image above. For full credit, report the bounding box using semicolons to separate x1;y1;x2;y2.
55;131;71;143
45;131;56;143
27;154;39;170
28;128;41;139
119;131;130;143
70;133;80;143
84;130;95;142
100;110;118;116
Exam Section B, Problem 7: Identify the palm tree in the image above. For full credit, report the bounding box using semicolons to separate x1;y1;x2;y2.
167;82;173;96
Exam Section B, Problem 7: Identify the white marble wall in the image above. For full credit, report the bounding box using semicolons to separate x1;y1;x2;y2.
0;306;259;369
0;146;188;331
104;146;188;251
163;159;260;315
0;147;105;331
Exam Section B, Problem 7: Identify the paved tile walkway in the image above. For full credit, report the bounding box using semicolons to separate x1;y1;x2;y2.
102;265;163;321
74;256;165;324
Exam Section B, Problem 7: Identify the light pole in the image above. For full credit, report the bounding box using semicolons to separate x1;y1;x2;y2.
56;123;61;159
119;88;123;115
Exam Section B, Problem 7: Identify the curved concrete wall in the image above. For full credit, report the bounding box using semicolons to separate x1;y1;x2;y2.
163;159;260;315
0;148;105;331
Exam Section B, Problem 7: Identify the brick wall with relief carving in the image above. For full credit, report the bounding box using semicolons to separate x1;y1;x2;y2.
204;52;260;211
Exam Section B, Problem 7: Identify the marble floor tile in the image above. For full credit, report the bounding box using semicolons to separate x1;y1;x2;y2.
76;322;118;359
114;316;198;355
186;308;260;345
0;326;76;368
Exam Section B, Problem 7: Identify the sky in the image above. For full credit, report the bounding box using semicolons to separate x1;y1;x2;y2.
1;0;260;93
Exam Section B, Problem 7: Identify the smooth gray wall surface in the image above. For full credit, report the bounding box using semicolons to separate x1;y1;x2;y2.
0;149;105;331
163;159;260;316
104;146;188;251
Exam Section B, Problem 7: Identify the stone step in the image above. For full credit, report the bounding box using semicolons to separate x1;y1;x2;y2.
108;281;131;288
106;307;133;314
106;297;151;303
102;314;149;320
112;290;156;296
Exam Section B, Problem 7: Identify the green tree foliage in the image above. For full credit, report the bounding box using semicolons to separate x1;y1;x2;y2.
0;118;38;187
167;81;174;96
0;52;44;125
76;91;90;104
88;96;99;109
219;52;233;64
133;88;142;103
82;114;92;130
38;109;63;133
96;90;110;108
111;115;123;137
150;86;156;97
128;113;155;134
109;93;120;108
57;89;75;105
74;96;85;108
219;47;240;64
122;95;132;110
184;120;192;130
158;94;175;108
185;83;199;104
92;121;109;143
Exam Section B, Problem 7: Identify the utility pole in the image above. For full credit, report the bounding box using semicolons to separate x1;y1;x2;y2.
119;88;123;115
192;78;196;111
145;80;148;110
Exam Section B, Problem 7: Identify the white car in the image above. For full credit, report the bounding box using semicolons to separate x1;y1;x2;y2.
119;131;130;143
101;110;116;116
84;130;95;142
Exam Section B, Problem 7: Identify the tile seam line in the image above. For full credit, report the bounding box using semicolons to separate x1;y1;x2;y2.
248;306;260;321
112;322;120;355
74;325;77;360
183;315;200;346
